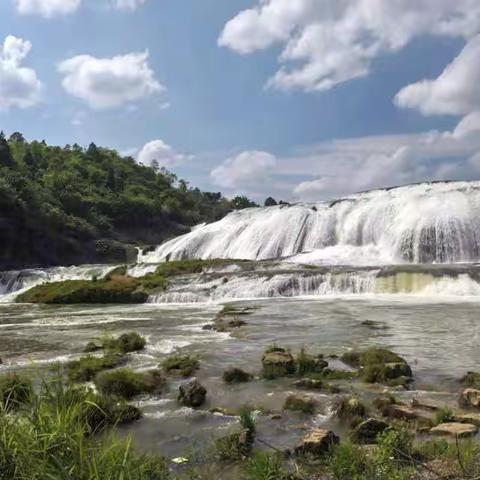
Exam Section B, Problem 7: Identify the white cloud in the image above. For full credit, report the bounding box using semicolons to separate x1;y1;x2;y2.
113;0;146;11
137;139;190;168
220;0;480;92
15;0;81;17
395;35;480;116
289;119;480;200
0;35;42;110
210;151;277;189
58;51;163;109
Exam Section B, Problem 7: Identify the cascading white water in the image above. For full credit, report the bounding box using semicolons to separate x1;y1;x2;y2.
0;264;117;301
139;181;480;265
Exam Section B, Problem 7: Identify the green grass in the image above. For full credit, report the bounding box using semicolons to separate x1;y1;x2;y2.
16;277;148;304
0;376;171;480
103;332;147;354
94;368;165;400
435;407;455;425
154;259;243;278
66;354;125;382
0;373;33;411
243;452;287;480
161;354;200;377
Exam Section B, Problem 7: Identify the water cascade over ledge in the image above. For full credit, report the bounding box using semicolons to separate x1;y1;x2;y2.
139;181;480;265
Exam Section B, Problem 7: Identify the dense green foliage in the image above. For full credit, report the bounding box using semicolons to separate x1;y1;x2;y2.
0;132;255;269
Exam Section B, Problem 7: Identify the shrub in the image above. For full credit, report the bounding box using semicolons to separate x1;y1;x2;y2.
329;442;368;480
239;406;256;435
104;332;146;353
66;354;125;382
0;373;33;411
161;354;199;377
94;368;165;400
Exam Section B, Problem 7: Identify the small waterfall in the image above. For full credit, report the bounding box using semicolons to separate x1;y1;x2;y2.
147;267;480;304
0;264;118;300
139;181;480;265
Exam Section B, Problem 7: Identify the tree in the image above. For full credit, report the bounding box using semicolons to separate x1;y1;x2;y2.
0;131;15;168
9;132;25;143
231;196;258;210
264;196;277;207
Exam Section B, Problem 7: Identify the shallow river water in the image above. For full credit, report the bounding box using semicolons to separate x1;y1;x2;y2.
1;295;479;465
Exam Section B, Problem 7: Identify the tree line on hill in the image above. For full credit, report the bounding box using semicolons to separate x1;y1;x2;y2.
0;131;260;269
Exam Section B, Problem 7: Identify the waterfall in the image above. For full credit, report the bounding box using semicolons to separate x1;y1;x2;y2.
139;181;480;265
0;264;117;300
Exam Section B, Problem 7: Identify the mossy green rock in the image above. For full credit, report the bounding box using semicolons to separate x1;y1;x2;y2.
284;394;316;414
262;350;296;379
67;354;126;382
222;367;252;383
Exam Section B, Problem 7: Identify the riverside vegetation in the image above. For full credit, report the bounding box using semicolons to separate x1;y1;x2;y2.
0;132;258;270
2;323;480;479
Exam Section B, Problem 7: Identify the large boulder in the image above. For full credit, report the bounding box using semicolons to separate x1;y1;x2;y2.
459;388;480;409
262;349;296;379
351;418;390;444
222;367;252;384
430;422;478;438
295;429;339;457
178;378;207;408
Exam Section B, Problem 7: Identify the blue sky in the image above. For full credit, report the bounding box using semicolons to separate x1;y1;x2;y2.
1;0;480;201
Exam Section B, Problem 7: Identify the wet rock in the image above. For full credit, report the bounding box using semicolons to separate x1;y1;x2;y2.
342;348;412;384
459;388;480;409
453;413;480;427
430;422;478;438
383;404;420;421
262;350;296;379
284;394;316;414
352;418;390;444
337;396;367;419
178;378;206;408
411;398;440;411
270;414;282;420
222;367;252;384
295;428;339;457
293;378;324;390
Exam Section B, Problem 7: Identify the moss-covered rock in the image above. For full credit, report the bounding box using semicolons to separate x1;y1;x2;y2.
341;348;412;384
0;373;33;411
94;368;165;400
178;378;206;407
284;394;316;414
104;332;146;353
161;354;199;377
296;348;328;376
16;277;148;304
351;418;390;444
336;396;367;420
67;354;126;382
222;368;252;384
262;349;296;379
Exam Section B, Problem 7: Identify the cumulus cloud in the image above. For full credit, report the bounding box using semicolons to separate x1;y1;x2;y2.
15;0;81;17
395;35;480;116
219;0;480;92
289;118;480;200
58;51;163;109
0;35;42;110
210;151;277;189
113;0;147;11
137;139;190;169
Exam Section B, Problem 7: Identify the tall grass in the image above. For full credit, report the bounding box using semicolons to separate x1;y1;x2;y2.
0;374;171;480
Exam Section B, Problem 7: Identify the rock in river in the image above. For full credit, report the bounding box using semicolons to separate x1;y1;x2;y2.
295;428;339;457
178;378;207;408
